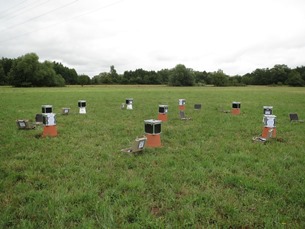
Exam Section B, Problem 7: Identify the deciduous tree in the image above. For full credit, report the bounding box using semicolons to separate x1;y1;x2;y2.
286;70;304;86
168;64;195;86
78;74;91;86
9;53;39;87
211;69;229;86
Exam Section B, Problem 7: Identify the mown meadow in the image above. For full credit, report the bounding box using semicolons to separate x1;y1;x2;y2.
0;85;304;228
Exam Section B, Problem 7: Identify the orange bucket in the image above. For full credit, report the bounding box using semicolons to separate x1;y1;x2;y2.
231;108;240;115
42;125;58;137
145;134;161;147
261;127;276;139
179;105;185;111
158;113;167;122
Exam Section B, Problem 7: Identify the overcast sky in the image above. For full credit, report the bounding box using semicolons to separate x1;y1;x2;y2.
1;0;305;77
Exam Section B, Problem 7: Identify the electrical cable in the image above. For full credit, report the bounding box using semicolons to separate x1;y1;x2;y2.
2;0;51;22
1;0;79;31
0;0;29;16
0;0;124;43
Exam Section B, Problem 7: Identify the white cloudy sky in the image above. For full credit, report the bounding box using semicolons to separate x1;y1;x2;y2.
1;0;305;77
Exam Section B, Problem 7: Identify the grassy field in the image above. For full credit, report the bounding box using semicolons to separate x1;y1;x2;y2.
0;85;304;228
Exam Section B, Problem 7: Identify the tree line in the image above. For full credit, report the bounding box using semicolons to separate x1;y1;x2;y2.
1;53;305;87
0;53;83;87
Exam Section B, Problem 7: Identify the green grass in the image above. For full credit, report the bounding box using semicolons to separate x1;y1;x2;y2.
0;85;305;228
